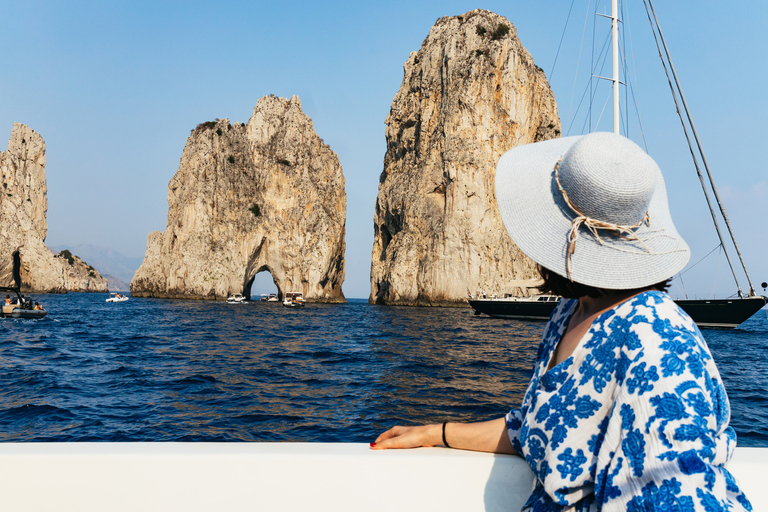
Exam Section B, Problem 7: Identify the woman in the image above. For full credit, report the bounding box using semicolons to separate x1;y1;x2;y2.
371;132;751;510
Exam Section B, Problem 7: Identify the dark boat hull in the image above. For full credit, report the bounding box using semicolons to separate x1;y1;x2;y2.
469;296;767;329
1;308;48;319
467;299;559;321
675;296;767;329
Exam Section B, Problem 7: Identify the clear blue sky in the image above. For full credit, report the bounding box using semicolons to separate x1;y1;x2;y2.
2;1;766;299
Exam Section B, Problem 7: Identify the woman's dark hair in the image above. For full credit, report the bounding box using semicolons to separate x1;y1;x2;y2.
537;264;670;299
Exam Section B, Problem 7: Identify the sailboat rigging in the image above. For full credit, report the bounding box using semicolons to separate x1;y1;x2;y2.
469;0;767;328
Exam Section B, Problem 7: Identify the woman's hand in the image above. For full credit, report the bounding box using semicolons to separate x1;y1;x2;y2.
370;417;517;455
370;424;441;450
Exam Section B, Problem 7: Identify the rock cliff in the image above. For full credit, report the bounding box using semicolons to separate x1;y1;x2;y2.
370;10;561;305
131;95;346;301
0;123;108;293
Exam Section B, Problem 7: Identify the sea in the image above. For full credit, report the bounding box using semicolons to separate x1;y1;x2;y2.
1;294;767;446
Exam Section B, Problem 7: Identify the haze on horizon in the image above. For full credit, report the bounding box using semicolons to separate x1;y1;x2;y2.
2;1;766;300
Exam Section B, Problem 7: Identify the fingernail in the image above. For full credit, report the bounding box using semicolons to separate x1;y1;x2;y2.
369;442;377;448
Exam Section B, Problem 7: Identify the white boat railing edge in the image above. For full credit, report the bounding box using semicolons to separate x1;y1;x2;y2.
0;443;763;511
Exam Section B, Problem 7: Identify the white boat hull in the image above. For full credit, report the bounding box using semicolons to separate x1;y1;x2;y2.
0;443;763;511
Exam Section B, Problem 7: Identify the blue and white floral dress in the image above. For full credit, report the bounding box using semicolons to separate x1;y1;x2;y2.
506;291;751;511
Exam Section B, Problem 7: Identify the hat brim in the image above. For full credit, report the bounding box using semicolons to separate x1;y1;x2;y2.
495;135;690;290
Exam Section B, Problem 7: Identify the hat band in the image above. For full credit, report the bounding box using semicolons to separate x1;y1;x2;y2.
554;160;651;281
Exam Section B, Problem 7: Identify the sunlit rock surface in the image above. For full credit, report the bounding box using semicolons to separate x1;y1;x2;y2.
0;123;107;293
131;96;346;302
370;10;561;305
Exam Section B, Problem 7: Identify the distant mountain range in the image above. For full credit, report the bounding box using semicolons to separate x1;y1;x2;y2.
49;244;142;291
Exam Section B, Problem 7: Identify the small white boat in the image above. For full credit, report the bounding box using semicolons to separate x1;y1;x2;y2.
267;293;279;302
260;294;268;302
106;293;129;303
282;292;305;308
226;293;247;304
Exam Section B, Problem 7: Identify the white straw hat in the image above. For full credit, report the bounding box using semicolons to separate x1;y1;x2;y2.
495;132;690;289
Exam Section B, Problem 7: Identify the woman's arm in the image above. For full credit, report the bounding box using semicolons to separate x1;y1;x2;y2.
370;417;517;455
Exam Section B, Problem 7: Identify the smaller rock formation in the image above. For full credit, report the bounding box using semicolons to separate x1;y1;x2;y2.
132;95;346;301
0;123;108;293
53;250;109;292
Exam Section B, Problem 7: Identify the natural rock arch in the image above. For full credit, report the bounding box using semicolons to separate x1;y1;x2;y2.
243;267;279;300
132;96;346;302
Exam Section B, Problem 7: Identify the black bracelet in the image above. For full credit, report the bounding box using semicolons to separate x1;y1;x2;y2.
442;421;451;448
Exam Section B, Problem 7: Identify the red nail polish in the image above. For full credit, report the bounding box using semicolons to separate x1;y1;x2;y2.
370;442;377;448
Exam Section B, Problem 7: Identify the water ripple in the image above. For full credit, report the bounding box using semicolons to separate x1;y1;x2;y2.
0;294;765;445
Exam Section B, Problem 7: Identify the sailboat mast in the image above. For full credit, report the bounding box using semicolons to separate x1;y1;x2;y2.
611;0;620;134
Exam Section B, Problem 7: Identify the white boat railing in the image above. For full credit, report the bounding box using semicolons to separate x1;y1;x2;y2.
0;443;763;511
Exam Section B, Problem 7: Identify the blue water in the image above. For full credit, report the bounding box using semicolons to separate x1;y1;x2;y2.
1;294;766;446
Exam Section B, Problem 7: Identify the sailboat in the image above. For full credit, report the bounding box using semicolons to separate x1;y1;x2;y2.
470;0;767;328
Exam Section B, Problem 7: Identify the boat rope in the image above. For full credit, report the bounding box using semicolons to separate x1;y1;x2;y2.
565;0;593;135
549;0;578;83
589;26;613;131
675;271;689;300
710;246;722;299
619;0;629;136
676;244;723;277
644;0;756;297
642;0;743;298
575;28;612;135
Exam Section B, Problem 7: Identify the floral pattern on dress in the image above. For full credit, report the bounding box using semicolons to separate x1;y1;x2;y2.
505;291;751;511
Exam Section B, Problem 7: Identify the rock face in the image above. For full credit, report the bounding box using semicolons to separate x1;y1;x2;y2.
0;123;108;293
131;95;346;302
370;10;561;305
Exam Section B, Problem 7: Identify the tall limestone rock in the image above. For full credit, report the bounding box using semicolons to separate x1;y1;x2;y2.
370;10;561;305
131;95;346;302
0;123;108;293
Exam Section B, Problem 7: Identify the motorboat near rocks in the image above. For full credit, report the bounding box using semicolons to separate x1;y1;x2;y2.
227;293;247;304
282;292;305;308
106;293;129;303
1;286;47;319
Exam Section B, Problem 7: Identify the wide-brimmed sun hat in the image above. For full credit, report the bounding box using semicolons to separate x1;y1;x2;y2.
495;131;690;290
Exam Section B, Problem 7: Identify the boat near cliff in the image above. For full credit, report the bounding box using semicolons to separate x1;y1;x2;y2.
226;293;247;304
1;286;47;319
282;292;305;308
106;293;128;303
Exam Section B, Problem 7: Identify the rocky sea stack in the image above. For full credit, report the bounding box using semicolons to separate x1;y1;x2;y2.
370;10;561;305
0;123;108;293
131;95;346;302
